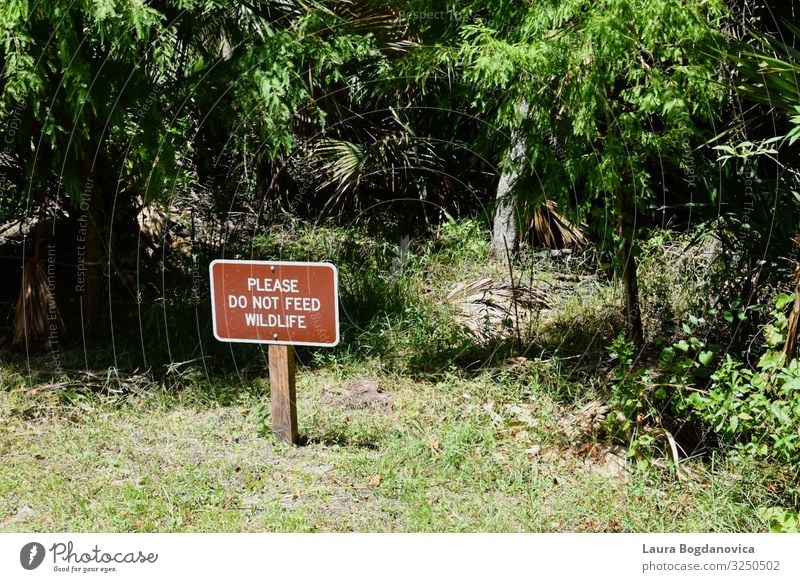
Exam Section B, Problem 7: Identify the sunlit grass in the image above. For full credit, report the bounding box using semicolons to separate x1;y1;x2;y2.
0;362;770;532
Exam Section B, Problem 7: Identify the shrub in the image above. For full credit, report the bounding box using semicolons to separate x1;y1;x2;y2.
605;291;800;499
686;295;800;471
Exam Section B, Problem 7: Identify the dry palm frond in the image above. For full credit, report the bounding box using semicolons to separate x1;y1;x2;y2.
781;237;800;365
13;189;64;345
526;199;587;249
13;259;62;344
333;0;397;33
447;277;552;344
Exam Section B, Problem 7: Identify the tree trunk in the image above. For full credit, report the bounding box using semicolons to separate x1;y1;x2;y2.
490;167;521;263
782;262;800;365
490;102;529;264
81;150;104;335
618;190;644;348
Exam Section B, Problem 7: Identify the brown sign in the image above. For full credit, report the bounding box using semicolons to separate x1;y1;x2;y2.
209;260;339;347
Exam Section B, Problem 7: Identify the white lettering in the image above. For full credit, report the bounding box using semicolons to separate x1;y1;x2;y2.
228;295;247;308
283;297;321;311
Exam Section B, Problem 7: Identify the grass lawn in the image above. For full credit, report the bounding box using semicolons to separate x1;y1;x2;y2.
0;361;771;532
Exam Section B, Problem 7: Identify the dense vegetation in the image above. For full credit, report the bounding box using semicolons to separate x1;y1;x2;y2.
2;0;800;532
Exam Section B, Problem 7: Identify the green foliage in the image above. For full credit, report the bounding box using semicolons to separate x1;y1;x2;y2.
636;231;723;339
758;507;800;533
413;217;490;289
391;0;736;346
659;314;720;383
726;20;800;120
711;16;800;277
251;221;477;374
401;0;729;235
433;218;490;264
607;290;800;489
0;0;394;225
600;298;796;503
686;298;800;469
604;334;661;455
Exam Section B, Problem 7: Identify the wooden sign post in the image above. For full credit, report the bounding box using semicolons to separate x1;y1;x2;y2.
209;260;339;444
268;344;297;444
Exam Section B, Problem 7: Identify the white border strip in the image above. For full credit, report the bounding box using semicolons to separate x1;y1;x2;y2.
2;534;798;582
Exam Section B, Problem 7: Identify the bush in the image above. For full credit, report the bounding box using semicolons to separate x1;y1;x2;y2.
605;291;800;500
636;231;722;343
686;296;800;472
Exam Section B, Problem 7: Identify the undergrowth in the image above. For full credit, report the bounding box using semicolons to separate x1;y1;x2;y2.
3;218;799;529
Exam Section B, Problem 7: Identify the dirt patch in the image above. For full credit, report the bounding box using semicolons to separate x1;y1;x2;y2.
328;379;391;410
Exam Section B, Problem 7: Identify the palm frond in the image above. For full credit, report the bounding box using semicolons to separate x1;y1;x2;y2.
725;23;800;115
526;200;587;249
309;112;442;213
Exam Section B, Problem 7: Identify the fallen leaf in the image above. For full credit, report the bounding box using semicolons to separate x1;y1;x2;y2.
526;445;542;459
512;429;530;442
482;402;504;425
2;505;35;527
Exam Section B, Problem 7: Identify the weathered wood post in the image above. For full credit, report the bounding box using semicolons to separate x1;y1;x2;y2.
269;344;298;444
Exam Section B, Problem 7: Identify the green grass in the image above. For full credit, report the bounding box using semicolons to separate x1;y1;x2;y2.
0;221;788;532
0;362;772;532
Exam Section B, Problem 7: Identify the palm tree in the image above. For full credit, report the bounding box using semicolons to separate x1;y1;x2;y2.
727;22;800;363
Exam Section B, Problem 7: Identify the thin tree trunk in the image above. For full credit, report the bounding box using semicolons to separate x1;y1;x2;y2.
82;150;103;334
603;91;643;348
782;262;800;365
491;101;529;264
490;163;521;262
618;189;644;348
